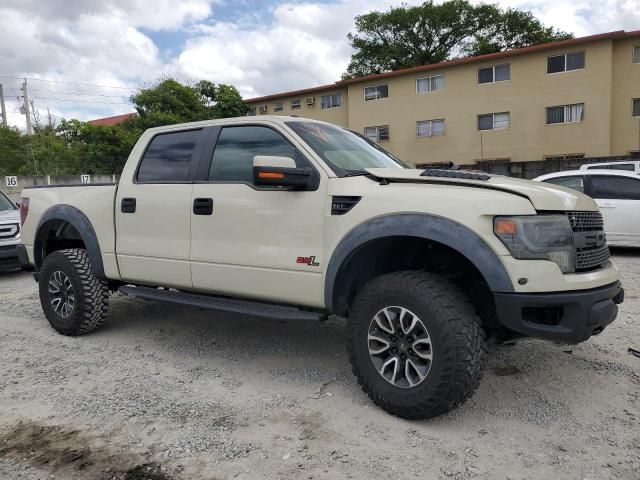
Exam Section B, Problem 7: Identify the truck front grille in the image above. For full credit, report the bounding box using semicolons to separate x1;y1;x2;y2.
0;223;19;239
576;244;611;271
565;211;610;271
565;211;604;232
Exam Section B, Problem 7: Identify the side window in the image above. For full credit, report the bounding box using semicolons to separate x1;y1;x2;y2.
209;126;298;183
587;164;635;171
137;129;202;183
543;176;585;192
589;175;640;200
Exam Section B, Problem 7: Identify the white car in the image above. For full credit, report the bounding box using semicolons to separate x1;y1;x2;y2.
0;190;21;271
535;170;640;247
579;160;640;173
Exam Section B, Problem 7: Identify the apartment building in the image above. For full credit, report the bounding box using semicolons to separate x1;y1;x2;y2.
246;30;640;167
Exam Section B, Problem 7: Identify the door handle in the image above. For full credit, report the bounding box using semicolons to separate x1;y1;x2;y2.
121;197;136;213
193;198;213;215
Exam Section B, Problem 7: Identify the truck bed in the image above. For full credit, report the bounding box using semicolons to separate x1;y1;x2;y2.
20;183;120;279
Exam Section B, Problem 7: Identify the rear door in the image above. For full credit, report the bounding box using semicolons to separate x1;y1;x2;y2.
585;174;640;246
116;127;209;288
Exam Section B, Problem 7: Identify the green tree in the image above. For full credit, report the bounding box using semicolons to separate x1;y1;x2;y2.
0;126;30;176
196;82;249;118
0;77;250;177
343;0;572;78
129;78;249;131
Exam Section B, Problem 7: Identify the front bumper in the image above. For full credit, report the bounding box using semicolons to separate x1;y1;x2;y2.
15;244;34;271
0;244;20;270
494;281;624;344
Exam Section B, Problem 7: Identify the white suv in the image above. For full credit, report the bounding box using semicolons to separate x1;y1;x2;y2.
0;190;21;271
535;169;640;247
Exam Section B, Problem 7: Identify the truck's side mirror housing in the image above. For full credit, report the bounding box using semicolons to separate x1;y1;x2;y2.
253;156;312;190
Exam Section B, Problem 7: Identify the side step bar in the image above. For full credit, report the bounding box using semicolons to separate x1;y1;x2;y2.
118;285;325;321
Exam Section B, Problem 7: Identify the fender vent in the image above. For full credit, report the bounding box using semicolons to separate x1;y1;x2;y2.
420;169;491;181
331;196;361;215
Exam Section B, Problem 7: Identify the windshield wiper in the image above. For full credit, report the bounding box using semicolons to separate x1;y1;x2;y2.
343;171;371;177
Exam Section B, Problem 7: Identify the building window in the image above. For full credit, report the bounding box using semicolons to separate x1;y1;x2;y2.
273;102;284;113
546;103;584;124
290;99;301;110
321;94;342;109
364;125;389;141
634;46;640;64
258;105;268;114
248;106;257;116
478;64;510;84
364;84;389;101
416;75;444;93
416;119;445;137
544;153;585;161
633;98;640;117
547;51;585;74
478;112;510;131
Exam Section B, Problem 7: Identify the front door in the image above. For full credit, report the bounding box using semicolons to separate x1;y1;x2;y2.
116;127;208;288
190;124;327;307
587;174;640;246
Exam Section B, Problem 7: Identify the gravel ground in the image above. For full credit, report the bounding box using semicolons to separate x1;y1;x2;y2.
1;252;639;480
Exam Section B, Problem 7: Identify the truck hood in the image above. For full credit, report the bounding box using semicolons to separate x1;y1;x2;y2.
365;168;597;212
0;209;20;224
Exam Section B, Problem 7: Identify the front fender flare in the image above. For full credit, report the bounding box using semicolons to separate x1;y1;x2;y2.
34;204;106;279
324;213;514;314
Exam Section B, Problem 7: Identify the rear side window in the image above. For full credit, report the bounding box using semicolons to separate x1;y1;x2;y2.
586;164;635;171
137;129;202;183
589;175;640;200
209;126;297;183
543;176;585;192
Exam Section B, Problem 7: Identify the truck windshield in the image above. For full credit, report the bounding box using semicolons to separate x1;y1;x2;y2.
287;121;407;175
0;192;16;211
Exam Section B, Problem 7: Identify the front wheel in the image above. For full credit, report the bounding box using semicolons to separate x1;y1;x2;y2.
347;271;486;419
39;248;109;336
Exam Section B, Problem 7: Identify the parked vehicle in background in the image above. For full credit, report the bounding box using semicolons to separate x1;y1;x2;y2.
535;170;640;247
579;160;640;173
18;116;624;419
0;190;21;271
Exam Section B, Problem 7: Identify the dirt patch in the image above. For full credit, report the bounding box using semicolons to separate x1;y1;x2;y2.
0;421;175;480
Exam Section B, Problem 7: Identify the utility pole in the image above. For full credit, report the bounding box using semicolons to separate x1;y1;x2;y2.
22;78;33;134
0;84;7;127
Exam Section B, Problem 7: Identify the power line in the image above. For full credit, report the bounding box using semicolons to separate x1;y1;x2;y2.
5;88;129;98
31;96;132;105
0;76;137;91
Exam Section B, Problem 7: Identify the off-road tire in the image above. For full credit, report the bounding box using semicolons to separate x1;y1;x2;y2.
39;248;109;336
347;271;486;419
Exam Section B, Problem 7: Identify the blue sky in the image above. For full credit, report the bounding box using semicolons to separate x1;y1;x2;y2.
1;0;638;129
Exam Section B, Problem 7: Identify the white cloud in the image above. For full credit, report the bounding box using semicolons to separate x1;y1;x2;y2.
175;0;428;98
1;0;638;129
175;0;640;100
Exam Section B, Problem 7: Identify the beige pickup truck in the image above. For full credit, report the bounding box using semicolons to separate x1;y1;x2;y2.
18;116;624;419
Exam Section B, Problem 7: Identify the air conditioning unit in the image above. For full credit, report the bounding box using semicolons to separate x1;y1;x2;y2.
305;96;315;106
258;105;268;114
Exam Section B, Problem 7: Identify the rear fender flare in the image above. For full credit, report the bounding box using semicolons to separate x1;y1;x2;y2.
34;205;105;279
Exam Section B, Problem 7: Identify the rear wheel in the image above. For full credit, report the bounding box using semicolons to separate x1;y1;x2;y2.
347;271;486;419
39;248;109;336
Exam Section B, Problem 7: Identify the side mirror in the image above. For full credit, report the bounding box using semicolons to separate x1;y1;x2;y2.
253;156;311;190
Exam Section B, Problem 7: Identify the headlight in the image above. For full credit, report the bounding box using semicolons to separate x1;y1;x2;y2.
494;215;575;273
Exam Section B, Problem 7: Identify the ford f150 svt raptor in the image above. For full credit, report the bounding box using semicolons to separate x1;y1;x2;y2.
18;116;624;419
